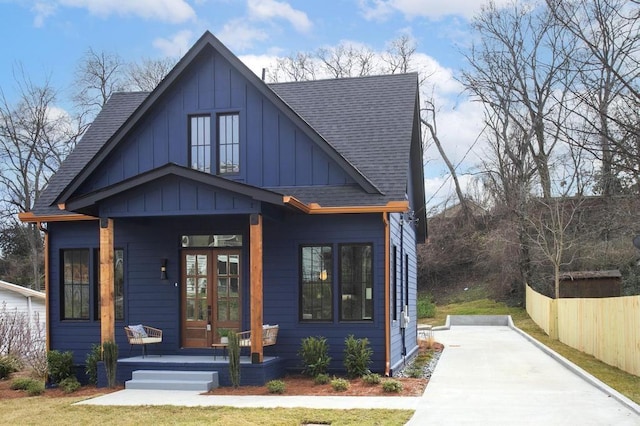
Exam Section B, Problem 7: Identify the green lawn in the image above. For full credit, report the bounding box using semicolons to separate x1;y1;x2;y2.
0;399;413;426
420;298;640;404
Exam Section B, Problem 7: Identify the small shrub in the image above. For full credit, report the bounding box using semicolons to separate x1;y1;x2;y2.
47;350;74;384
417;294;436;318
85;344;102;385
266;379;286;394
298;336;331;377
26;381;45;396
362;373;381;385
330;377;350;392
313;373;330;385
343;335;372;378
59;376;81;393
406;366;423;378
0;355;20;379
382;379;403;393
11;377;39;390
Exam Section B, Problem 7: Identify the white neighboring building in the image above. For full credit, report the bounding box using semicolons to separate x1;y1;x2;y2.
0;280;46;338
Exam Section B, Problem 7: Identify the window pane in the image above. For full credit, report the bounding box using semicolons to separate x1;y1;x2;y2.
62;249;90;320
300;245;332;321
189;115;211;172
95;248;125;321
340;244;373;321
218;113;239;174
181;235;243;248
114;249;124;320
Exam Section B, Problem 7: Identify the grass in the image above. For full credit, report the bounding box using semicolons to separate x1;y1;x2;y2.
0;398;413;425
420;298;640;405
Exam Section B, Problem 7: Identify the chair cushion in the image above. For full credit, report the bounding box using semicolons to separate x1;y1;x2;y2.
129;324;147;338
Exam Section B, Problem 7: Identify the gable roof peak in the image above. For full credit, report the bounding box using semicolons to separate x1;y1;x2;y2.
52;30;380;205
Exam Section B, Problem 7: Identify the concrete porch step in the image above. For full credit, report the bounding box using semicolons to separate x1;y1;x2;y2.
125;370;219;391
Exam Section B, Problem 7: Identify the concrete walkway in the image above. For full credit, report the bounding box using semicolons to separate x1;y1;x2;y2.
77;319;640;425
408;322;640;425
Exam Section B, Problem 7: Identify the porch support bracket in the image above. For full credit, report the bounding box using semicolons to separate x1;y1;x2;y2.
100;218;115;345
249;213;264;363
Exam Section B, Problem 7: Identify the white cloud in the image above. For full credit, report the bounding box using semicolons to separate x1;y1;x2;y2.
153;30;193;57
238;54;280;78
32;2;57;27
359;0;512;21
247;0;312;33
58;0;196;24
218;19;269;51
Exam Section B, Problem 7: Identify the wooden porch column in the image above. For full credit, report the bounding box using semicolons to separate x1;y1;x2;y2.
249;213;264;363
100;218;115;344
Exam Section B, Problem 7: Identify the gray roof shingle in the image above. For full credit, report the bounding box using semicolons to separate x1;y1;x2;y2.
33;92;148;216
269;73;418;206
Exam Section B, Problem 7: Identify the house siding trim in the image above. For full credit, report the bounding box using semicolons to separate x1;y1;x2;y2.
284;197;409;214
383;212;391;376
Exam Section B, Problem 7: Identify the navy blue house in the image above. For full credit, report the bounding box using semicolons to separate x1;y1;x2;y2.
21;31;426;386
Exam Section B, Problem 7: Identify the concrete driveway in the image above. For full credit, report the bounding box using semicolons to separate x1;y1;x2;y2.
407;318;640;425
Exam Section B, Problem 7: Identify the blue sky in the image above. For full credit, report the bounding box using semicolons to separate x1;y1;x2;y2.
0;0;507;212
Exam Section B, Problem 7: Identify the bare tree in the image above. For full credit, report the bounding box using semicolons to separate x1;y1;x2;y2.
126;56;177;92
461;0;575;200
268;52;318;82
73;48;127;116
0;68;80;290
317;43;376;78
422;100;473;223
383;35;417;75
547;0;640;195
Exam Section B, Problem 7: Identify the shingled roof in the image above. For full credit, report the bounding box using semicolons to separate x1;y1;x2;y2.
33;92;148;216
269;73;419;206
32;72;420;216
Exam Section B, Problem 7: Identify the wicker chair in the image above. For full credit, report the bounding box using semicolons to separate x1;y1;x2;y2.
124;325;163;357
237;324;279;348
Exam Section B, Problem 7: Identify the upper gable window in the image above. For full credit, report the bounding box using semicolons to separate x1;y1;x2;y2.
189;115;211;173
218;113;239;174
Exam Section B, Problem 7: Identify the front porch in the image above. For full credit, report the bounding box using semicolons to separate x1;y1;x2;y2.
98;355;286;388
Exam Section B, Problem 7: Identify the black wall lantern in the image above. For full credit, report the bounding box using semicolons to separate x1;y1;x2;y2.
160;258;168;280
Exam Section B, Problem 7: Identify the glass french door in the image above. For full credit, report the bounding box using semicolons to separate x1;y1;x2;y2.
181;249;241;348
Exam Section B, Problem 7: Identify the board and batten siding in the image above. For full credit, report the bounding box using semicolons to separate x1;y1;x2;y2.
76;49;355;199
99;175;261;217
388;211;419;374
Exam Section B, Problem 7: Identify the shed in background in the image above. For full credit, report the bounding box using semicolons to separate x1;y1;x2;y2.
559;270;622;298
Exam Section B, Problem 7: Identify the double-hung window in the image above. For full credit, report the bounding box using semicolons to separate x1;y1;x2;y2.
218;113;240;174
189;115;211;173
62;248;125;321
62;249;90;320
340;244;373;321
95;249;125;321
189;113;240;175
300;245;333;321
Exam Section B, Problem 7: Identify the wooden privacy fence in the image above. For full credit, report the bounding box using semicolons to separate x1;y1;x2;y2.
526;285;640;377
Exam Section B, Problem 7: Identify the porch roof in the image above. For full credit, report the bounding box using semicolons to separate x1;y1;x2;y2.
63;163;286;216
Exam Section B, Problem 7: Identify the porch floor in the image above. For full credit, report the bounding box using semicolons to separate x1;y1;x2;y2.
106;355;286;387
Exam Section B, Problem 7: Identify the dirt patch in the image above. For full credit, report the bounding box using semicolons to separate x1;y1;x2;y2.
207;375;427;397
1;342;440;399
0;371;122;399
207;342;442;397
